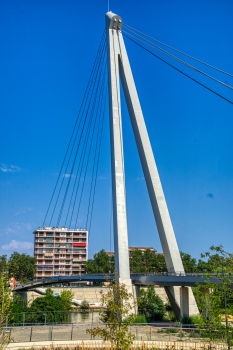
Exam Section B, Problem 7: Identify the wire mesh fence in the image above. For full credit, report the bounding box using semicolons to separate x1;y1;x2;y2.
6;310;102;327
3;323;231;345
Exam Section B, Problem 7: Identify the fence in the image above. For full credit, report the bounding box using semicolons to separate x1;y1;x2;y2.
6;310;101;327
6;310;175;327
3;323;231;345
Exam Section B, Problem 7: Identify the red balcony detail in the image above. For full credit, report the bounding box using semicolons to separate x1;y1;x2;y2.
72;243;86;246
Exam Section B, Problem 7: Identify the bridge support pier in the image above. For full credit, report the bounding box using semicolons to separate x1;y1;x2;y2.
165;286;198;319
180;287;189;318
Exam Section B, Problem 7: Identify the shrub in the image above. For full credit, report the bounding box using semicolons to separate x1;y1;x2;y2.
80;300;89;310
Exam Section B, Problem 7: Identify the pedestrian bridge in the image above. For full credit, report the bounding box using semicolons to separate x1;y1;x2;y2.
13;272;231;291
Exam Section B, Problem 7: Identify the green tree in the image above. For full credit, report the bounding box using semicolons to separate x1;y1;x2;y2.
86;278;135;349
0;272;13;349
194;246;233;347
138;285;165;321
27;287;66;324
8;252;36;283
143;249;155;272
0;256;7;275
85;250;114;274
60;289;74;311
130;249;145;273
80;300;89;309
180;251;197;272
155;254;167;272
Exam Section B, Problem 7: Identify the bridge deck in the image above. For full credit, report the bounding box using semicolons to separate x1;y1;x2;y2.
13;273;230;291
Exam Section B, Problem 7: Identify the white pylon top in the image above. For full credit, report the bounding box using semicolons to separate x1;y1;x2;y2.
105;11;122;30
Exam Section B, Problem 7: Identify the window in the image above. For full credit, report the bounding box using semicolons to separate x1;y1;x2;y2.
46;238;53;242
82;250;86;254
55;233;60;236
38;238;44;242
60;260;65;263
45;244;53;247
46;249;52;253
38;249;43;253
61;232;66;236
66;244;71;248
46;232;53;236
39;233;44;236
55;244;60;247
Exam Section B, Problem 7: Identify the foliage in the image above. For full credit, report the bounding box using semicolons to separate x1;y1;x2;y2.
123;314;147;324
194;246;233;346
138;286;165;321
180;252;197;272
86;278;135;349
7;252;36;283
85;250;114;274
0;272;13;349
80;300;89;310
0;256;7;275
60;289;74;311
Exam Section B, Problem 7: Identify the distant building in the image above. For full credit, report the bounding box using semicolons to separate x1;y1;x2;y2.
33;227;88;279
106;247;157;257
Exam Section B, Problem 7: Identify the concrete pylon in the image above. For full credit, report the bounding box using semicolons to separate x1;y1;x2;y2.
105;12;199;317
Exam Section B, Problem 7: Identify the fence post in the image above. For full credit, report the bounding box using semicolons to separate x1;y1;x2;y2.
23;312;25;327
45;312;47;326
30;327;33;342
180;323;182;341
150;326;151;341
71;325;73;341
136;325;138;341
6;316;8;328
68;311;70;324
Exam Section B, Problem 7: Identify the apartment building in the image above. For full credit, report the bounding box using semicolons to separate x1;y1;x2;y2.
106;247;157;257
33;227;88;279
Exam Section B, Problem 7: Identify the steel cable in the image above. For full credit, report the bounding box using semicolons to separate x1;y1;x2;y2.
87;86;107;238
122;32;233;105
56;41;107;227
121;29;233;91
42;31;106;227
74;59;106;228
122;23;233;78
69;63;107;229
49;32;106;226
86;74;107;230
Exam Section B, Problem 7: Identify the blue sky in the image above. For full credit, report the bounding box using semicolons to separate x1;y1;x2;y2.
0;0;232;261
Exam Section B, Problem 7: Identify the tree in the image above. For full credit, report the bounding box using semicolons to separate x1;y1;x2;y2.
8;252;36;283
180;251;197;272
0;272;13;349
138;285;165;321
130;249;145;273
60;289;74;311
80;300;89;310
27;287;66;324
155;254;167;272
85;250;114;274
86;278;135;349
0;256;7;275
193;246;233;348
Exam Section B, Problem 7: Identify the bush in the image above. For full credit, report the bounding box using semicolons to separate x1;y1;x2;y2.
80;300;89;310
123;314;147;324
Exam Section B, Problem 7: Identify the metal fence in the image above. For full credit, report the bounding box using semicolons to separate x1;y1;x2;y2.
6;310;102;327
3;323;231;344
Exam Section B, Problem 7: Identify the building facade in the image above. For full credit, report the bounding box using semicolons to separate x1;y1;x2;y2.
33;227;88;279
106;247;157;257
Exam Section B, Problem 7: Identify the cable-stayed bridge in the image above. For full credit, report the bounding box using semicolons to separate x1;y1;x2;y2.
30;12;233;319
